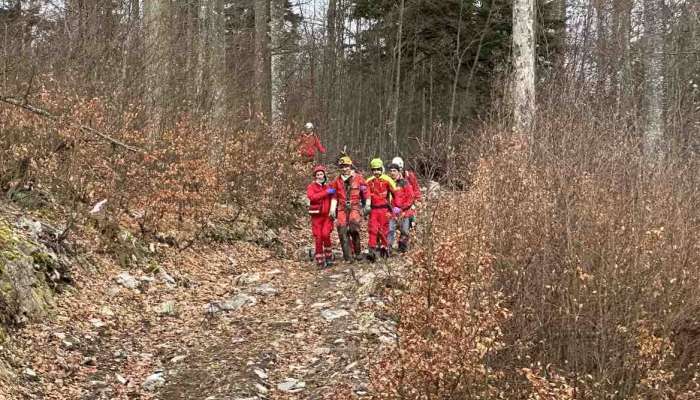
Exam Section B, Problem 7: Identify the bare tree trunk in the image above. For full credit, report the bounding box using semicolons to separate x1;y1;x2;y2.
429;59;434;138
323;0;337;136
195;0;209;117
144;0;170;134
544;0;566;60
120;0;139;106
254;0;271;124
512;0;536;138
270;0;285;126
643;0;665;158
390;0;405;154
209;0;226;127
613;0;633;113
448;0;465;137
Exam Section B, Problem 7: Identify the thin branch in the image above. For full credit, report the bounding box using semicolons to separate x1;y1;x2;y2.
0;95;142;153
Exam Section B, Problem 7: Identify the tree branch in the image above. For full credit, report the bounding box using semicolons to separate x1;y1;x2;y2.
0;95;142;153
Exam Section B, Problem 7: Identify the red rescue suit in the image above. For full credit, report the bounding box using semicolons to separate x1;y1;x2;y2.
298;133;326;161
365;174;396;249
330;172;367;260
392;178;415;217
389;177;415;251
404;170;421;202
307;180;334;264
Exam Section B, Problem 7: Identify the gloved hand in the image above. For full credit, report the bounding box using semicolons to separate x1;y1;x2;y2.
329;209;336;219
392;206;401;216
363;205;371;217
326;188;336;195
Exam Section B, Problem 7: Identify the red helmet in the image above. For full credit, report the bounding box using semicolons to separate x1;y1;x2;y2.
313;165;327;175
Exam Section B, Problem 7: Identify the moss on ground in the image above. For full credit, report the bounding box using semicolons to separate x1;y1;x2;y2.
0;217;54;341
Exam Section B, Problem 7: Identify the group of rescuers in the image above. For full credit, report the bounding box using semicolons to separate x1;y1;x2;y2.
299;123;421;268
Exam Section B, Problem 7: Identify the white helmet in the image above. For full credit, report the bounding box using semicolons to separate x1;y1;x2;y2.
391;157;404;170
304;122;314;130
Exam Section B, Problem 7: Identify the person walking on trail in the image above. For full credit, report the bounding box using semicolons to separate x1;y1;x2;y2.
298;122;326;163
387;163;415;253
306;165;336;268
391;156;421;202
364;158;397;262
329;156;367;262
391;156;421;228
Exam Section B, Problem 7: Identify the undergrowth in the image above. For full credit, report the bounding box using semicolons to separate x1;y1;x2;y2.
370;92;699;398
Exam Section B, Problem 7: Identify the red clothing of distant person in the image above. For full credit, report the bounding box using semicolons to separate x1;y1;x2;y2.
307;171;335;265
365;174;396;249
392;177;415;218
298;133;326;161
330;172;366;260
404;170;421;202
331;172;366;226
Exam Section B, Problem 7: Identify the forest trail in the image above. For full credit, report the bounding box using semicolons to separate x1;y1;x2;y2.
7;228;403;400
159;254;399;400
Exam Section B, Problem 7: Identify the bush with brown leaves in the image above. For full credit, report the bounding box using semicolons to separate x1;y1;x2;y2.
371;92;699;398
0;90;304;246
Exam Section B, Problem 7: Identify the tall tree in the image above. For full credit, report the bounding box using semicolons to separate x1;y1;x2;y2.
270;0;285;125
323;0;338;135
390;0;405;153
512;0;536;138
210;0;226;126
254;0;272;123
543;0;566;60
144;0;171;133
643;0;665;157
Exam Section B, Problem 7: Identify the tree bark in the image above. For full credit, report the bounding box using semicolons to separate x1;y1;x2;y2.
323;0;337;136
544;0;566;60
612;0;633;112
144;0;170;133
643;0;665;158
270;0;285;126
209;0;226;127
120;0;140;106
254;0;271;124
391;0;405;153
195;0;209;116
512;0;536;138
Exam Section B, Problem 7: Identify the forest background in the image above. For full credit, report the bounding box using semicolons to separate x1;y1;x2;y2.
0;0;699;398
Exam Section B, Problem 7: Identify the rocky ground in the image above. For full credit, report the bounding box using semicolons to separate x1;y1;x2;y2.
0;206;409;400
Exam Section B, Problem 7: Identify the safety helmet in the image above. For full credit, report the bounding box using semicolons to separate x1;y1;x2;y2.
391;157;404;170
313;165;327;176
338;156;353;166
369;158;383;170
304;122;314;130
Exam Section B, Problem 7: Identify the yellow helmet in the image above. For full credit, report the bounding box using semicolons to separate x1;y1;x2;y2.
369;158;383;170
338;156;353;166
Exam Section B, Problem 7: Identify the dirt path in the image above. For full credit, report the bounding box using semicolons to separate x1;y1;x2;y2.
7;238;403;400
159;255;400;400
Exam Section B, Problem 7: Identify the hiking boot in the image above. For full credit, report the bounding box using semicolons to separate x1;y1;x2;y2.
398;241;408;253
314;254;326;269
366;249;377;263
354;253;364;262
379;247;389;259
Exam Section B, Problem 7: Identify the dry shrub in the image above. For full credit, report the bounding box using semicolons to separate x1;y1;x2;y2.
373;89;699;398
477;100;700;398
521;366;575;400
0;89;303;246
483;111;697;396
370;181;510;398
